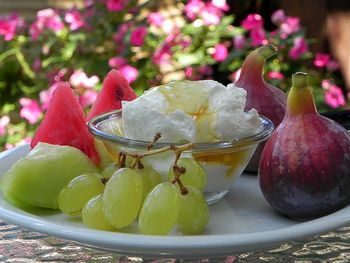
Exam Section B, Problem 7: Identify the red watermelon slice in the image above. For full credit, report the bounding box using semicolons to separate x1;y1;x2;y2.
86;69;137;121
31;82;100;164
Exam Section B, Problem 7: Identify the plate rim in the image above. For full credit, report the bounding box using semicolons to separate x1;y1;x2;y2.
1;144;350;258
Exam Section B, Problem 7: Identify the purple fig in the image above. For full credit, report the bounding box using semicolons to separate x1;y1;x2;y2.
235;45;287;172
259;72;350;220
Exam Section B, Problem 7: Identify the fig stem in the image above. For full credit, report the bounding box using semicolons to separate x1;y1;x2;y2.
292;72;308;90
257;44;278;59
287;72;317;116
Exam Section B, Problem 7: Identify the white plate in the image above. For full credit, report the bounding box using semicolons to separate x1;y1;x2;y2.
1;145;350;258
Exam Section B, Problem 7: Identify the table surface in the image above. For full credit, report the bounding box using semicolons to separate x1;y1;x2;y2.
1;220;350;262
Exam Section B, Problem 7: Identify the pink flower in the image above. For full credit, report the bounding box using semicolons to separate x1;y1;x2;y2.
39;83;57;110
32;58;41;71
185;0;205;20
324;85;346;108
267;71;284;80
200;3;223;26
212;0;229;11
212;43;228;61
153;45;172;65
19;98;42;124
271;9;286;25
0;14;24;41
313;53;330;68
108;57;127;68
250;28;267;46
241;14;263;30
119;65;138;83
69;70;99;89
289;37;308;60
233;35;245;50
322;79;333;90
65;10;85;31
185;67;193;78
0;115;10;136
280;17;300;37
30;8;64;40
106;0;124;11
113;22;131;52
79;90;98;108
326;60;340;72
130;26;147;46
148;12;164;27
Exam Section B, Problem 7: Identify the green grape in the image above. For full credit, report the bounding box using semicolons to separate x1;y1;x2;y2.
82;194;114;231
58;173;105;216
103;168;143;228
168;157;207;191
139;182;180;235
137;166;162;201
177;186;209;234
101;163;119;179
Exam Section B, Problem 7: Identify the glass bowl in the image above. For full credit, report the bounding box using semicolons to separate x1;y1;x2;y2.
88;110;274;204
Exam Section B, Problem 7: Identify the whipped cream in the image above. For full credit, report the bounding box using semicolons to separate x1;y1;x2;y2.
122;80;261;142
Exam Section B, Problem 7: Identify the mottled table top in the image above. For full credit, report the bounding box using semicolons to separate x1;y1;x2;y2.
1;220;350;262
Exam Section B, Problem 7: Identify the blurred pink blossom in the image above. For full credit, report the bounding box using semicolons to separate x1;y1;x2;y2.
130;26;147;46
233;35;245;49
212;0;229;11
32;58;42;71
322;79;333;90
113;22;132;52
212;43;228;61
79;90;98;108
40;82;58;110
324;85;346;108
250;28;267;46
241;14;263;30
148;12;164;27
69;70;99;89
326;60;340;72
184;0;205;20
289;36;308;60
0;115;10;136
0;14;24;41
153;45;172;65
185;67;193;78
106;0;124;11
313;53;330;68
19;98;42;124
30;9;64;40
119;65;138;83
271;9;286;25
65;10;85;31
108;57;127;68
267;71;284;80
200;3;223;26
280;17;300;38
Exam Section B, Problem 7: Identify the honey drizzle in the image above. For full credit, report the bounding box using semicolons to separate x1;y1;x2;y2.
193;150;249;177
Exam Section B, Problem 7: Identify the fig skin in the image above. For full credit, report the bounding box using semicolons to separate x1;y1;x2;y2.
235;45;287;172
259;73;350;220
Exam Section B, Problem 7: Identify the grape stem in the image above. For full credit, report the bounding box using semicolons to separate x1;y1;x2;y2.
118;132;195;195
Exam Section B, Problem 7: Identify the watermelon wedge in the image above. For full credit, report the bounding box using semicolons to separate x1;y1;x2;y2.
86;69;137;121
31;82;100;164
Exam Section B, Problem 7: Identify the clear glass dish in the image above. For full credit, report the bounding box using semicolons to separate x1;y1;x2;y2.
88;110;274;204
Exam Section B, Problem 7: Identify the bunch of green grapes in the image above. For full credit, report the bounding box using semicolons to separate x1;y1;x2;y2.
58;155;210;235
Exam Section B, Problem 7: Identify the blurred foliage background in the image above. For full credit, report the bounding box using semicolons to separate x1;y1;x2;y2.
0;0;348;150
